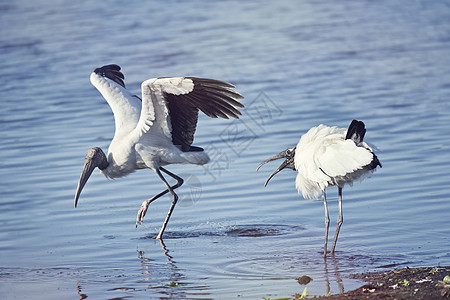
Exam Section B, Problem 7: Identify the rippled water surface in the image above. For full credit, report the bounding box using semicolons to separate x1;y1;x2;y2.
1;1;450;299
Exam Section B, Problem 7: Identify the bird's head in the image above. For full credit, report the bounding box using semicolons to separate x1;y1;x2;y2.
74;147;108;208
256;146;296;187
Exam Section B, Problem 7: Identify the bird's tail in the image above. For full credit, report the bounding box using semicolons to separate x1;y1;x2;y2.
180;151;210;165
346;120;382;169
345;120;366;144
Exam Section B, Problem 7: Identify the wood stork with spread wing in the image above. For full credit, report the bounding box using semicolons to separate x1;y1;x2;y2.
74;64;244;239
257;120;381;257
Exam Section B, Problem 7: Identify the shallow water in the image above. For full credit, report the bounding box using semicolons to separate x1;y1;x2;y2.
1;0;450;299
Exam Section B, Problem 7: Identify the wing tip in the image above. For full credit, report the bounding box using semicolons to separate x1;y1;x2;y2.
93;64;126;88
189;77;236;88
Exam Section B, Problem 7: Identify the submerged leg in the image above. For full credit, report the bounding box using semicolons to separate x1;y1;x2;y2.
323;191;330;257
136;168;184;229
156;167;184;240
331;187;343;255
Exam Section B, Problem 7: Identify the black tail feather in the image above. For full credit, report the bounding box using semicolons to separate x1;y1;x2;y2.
370;152;382;169
346;120;382;170
345;120;366;144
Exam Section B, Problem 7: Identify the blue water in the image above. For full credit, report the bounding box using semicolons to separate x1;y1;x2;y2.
1;0;450;299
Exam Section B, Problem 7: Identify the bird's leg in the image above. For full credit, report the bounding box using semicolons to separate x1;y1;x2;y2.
136;186;176;226
156;167;184;240
136;168;184;228
331;187;343;255
323;191;330;258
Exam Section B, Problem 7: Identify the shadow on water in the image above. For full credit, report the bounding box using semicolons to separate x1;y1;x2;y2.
136;239;212;299
73;239;213;299
130;230;404;298
76;285;88;299
137;224;306;240
132;224;407;298
323;256;344;295
0;227;417;299
226;224;306;237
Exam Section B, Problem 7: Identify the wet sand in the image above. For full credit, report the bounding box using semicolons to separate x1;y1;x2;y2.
313;266;450;300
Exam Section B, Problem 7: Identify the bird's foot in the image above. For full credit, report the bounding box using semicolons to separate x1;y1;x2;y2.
136;199;151;227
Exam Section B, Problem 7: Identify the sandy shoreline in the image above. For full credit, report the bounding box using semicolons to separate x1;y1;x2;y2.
311;266;450;300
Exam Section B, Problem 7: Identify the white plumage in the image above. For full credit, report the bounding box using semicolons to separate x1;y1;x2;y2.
257;120;381;256
75;64;244;239
294;124;376;200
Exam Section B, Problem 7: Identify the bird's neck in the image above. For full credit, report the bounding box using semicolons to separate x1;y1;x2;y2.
98;160;109;171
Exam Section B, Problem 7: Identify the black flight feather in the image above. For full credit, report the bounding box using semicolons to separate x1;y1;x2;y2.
94;64;125;88
163;77;244;152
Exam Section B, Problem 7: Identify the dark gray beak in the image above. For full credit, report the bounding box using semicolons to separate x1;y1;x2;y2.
74;147;108;208
256;147;296;187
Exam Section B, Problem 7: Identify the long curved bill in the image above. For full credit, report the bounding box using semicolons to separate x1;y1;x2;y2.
256;147;295;187
256;151;288;171
263;159;291;187
74;156;96;208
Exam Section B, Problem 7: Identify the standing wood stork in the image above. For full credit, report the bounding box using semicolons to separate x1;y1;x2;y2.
74;64;244;239
257;120;381;257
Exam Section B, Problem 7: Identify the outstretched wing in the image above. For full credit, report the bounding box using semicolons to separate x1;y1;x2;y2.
139;77;244;151
90;64;141;138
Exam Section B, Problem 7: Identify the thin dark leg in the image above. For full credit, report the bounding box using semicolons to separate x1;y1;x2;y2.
323;191;330;258
156;167;184;240
323;254;331;295
136;187;177;227
331;187;343;255
136;168;184;228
